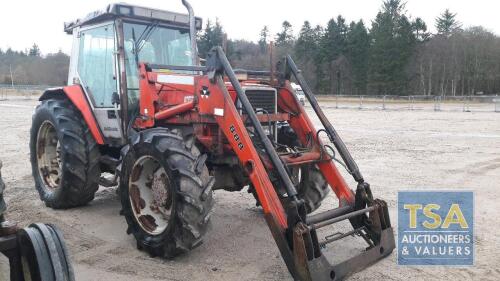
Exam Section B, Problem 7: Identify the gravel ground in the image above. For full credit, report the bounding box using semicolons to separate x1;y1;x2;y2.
0;98;499;280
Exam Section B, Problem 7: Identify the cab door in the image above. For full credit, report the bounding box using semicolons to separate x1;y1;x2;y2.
76;22;124;144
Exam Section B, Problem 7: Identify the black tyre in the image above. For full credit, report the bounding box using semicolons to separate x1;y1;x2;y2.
30;99;101;209
0;160;6;216
249;164;329;214
277;124;329;213
119;128;214;258
295;165;329;213
18;223;75;281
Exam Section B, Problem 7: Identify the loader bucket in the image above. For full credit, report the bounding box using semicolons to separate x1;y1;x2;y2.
291;196;395;281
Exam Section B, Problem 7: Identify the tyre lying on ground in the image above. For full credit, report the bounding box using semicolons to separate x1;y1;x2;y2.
18;224;75;281
0;161;74;281
30;98;101;209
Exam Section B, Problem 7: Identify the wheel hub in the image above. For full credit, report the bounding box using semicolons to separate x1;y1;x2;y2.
129;156;172;235
36;121;61;190
151;168;170;214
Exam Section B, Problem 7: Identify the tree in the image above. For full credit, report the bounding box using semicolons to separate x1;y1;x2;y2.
275;21;294;47
294;21;323;91
368;0;416;95
320;16;348;61
0;46;70;85
346;20;370;94
427;10;462;97
258;26;269;53
197;19;225;58
29;43;41;57
412;18;430;42
436;9;461;37
316;16;349;94
295;21;315;58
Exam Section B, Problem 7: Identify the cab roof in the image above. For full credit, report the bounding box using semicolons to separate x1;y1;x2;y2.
64;3;202;34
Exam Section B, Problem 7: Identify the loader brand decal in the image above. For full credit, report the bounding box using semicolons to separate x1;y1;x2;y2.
229;125;244;150
398;191;474;265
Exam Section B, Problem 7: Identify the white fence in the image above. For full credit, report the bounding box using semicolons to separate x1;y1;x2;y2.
316;95;500;113
1;86;499;113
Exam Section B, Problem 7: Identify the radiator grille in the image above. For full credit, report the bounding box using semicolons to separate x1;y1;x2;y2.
243;89;277;114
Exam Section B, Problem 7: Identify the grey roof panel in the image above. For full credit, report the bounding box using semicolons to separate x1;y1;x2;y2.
64;3;202;34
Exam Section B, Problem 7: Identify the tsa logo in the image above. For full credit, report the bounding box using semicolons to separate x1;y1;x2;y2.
398;191;474;265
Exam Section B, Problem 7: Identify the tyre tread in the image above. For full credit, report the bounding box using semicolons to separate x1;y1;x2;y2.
30;99;100;209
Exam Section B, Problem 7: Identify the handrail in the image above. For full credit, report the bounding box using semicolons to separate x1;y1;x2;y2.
283;55;365;183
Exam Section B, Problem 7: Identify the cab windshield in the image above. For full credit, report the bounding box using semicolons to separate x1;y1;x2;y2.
123;22;193;113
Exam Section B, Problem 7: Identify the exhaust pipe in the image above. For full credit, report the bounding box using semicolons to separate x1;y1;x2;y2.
182;0;198;65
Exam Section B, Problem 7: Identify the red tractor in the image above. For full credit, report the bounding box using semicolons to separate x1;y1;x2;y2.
30;1;395;280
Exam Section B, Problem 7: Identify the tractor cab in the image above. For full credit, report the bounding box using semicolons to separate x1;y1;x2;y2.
64;3;202;144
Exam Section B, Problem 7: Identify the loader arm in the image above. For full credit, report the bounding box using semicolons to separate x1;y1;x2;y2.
200;74;289;227
135;46;395;280
202;47;395;281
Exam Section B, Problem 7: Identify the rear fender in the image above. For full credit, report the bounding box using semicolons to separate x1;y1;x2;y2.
39;86;105;145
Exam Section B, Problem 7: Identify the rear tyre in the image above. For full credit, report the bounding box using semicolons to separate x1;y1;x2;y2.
277;124;329;213
30;98;101;209
295;165;329;213
119;128;214;258
249;164;329;214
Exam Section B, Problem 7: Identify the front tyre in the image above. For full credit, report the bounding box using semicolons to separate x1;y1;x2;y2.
30;99;100;209
120;129;214;258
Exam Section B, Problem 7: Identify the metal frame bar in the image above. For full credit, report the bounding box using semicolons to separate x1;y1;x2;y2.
284;56;365;183
148;64;207;72
311;206;376;230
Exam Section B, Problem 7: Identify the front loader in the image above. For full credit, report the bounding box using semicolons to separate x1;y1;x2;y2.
29;1;395;280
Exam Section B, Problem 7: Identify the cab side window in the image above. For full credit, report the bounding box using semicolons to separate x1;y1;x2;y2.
78;24;116;108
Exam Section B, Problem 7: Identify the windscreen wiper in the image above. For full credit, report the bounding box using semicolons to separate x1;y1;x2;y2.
131;21;159;67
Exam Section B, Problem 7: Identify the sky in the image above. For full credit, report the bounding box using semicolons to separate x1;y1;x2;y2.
0;0;499;55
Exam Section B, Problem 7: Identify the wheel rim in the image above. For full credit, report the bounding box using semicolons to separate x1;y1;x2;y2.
129;156;172;235
36;121;61;190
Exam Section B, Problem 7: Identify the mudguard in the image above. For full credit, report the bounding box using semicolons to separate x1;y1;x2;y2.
39;85;105;145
